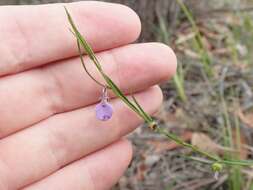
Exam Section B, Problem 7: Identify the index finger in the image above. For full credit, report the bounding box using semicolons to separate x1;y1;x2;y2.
0;1;141;76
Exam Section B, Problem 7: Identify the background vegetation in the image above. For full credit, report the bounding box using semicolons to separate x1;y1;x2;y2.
1;0;253;189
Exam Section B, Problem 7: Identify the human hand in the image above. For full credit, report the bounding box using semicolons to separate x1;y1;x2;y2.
0;1;177;189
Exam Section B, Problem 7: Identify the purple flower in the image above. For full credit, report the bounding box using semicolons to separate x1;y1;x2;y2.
95;101;113;121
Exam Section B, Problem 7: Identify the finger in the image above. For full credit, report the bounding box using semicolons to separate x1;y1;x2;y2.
0;43;176;138
0;86;162;190
23;139;132;190
0;1;141;76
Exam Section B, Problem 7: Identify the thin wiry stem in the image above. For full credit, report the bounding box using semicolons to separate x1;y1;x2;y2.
155;127;220;161
76;40;108;88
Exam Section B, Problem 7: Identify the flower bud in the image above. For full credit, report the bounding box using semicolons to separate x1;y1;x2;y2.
212;162;223;180
95;102;113;121
212;162;223;172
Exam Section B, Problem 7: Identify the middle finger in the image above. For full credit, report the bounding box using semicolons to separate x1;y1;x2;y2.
0;43;176;137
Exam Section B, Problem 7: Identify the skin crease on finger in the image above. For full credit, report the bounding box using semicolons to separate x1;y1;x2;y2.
23;139;133;190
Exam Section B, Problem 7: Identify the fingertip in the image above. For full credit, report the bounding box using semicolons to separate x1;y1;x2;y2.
72;1;142;43
116;4;142;42
149;43;178;82
62;1;142;55
149;86;164;114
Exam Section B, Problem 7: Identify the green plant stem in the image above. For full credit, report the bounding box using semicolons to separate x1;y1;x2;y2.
65;7;253;169
76;40;108;88
173;69;187;102
155;126;253;166
155;126;219;161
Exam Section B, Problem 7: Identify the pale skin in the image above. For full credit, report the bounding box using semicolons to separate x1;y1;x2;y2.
0;1;177;190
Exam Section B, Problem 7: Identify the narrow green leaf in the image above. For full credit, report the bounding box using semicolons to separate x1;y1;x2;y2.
64;7;102;71
76;40;107;88
103;75;143;116
132;95;153;122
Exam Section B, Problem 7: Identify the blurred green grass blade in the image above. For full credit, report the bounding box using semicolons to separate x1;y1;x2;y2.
184;156;213;164
175;0;213;76
220;159;253;166
173;71;187;102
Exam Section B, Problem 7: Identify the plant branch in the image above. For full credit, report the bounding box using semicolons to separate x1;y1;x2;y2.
65;7;253;169
76;40;108;88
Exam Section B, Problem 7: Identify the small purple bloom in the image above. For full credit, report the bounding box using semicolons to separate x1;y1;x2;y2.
95;101;113;121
